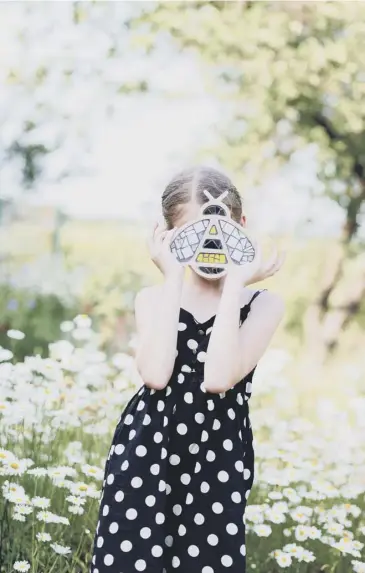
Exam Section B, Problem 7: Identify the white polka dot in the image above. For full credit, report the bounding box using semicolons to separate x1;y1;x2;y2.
200;382;206;393
188;545;199;557
104;554;114;566
206;450;216;462
169;454;180;465
166;386;172;396
172;556;180;568
124;414;134;425
102;504;109;516
178;524;186;536
129;429;136;440
202;430;209;442
121;460;129;471
207;534;219;546
197;351;206;362
181;473;191;485
178;322;187;331
161;447;167;459
195;412;205;424
189;443;199;454
206;326;213;334
136;445;147;457
246;382;252;393
201;481;210;493
165;535;173;547
221;555;233;567
184;392;193;404
150;463;160;475
223;439;233;451
159;480;166;492
164;415;168;426
195;461;201;473
115;490;124;502
154;432;163;443
245;489;251;500
146;495;156;507
173;504;182;516
137;400;145;411
157;400;165;412
177;373;185;383
194;513;205;525
231;491;241;503
187;339;198;350
106;473;114;485
213;419;221;430
142;414;151;425
126;508;137;520
228;408;235;419
240;544;246;556
114;444;125;455
93;568;98;573
235;460;244;472
226;523;238;535
181;364;192;372
218;470;229;482
165;483;172;495
135;559;146;571
177;423;187;435
237;393;243;405
109;522;119;534
186;492;194;504
156;512;165;524
152;545;163;557
96;536;104;548
140;527;151;539
203;568;214;573
219;392;226;399
207;399;215;411
131;477;143;488
212;502;223;514
244;468;251;480
120;540;132;551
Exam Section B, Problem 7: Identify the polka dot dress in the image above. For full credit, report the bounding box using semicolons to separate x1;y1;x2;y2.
89;289;267;573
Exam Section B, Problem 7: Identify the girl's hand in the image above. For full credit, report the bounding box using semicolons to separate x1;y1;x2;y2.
227;236;286;286
147;220;184;278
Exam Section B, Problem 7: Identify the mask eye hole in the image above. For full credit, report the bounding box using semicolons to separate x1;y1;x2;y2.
202;205;227;216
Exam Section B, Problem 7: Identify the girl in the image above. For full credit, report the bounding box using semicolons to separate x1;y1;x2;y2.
90;166;286;573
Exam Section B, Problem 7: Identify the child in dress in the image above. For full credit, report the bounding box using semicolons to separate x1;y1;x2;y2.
90;165;285;573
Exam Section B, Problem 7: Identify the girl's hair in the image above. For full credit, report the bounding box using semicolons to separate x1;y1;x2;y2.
161;165;243;229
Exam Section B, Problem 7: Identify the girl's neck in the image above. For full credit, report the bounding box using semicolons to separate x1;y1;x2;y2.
181;268;227;307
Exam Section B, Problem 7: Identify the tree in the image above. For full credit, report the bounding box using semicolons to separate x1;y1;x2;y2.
133;0;365;364
0;2;148;193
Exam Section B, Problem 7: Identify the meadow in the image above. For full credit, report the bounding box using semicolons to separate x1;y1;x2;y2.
0;221;364;572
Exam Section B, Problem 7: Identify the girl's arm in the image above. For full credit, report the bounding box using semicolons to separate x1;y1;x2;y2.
134;271;184;390
203;274;285;394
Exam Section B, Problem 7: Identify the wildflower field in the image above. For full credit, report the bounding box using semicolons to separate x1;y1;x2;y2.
0;316;364;573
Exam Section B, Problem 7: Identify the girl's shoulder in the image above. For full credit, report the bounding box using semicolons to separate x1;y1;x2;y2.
135;284;161;308
243;287;285;311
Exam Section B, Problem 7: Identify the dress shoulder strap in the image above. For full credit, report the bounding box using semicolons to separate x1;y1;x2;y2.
239;289;268;326
247;288;267;310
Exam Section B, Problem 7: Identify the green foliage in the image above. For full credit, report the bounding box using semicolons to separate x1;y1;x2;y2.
0;285;78;361
136;1;365;239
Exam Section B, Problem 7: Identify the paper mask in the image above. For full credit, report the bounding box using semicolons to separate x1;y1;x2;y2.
170;190;256;279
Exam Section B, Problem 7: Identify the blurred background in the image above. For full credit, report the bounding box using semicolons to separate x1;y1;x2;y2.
1;2;365;572
1;1;364;386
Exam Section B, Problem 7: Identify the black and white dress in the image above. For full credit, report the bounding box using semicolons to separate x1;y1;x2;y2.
90;289;267;573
